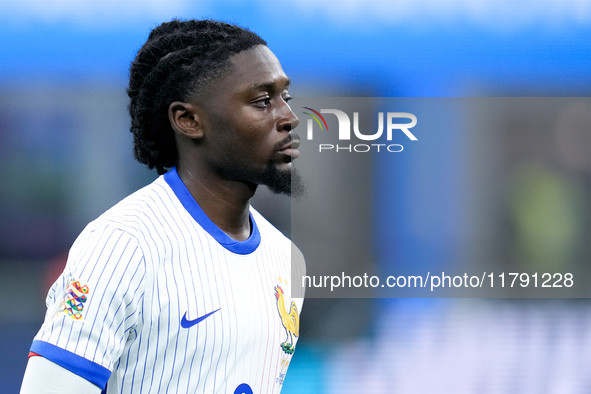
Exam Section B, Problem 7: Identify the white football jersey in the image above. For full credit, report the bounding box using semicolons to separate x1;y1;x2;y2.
30;167;305;394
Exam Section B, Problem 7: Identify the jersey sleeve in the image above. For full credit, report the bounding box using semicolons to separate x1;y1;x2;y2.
30;225;146;389
21;356;102;394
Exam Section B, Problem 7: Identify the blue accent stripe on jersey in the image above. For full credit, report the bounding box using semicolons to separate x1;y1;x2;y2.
30;340;111;389
163;167;261;254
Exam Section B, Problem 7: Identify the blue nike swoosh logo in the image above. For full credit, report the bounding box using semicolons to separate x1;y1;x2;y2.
181;308;220;328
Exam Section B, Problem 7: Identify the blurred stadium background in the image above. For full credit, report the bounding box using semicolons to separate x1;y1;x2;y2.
2;0;591;392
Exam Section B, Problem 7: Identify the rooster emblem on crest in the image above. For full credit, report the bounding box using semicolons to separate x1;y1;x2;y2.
275;285;299;354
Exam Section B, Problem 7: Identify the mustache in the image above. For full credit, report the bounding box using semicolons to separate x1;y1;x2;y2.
274;131;301;151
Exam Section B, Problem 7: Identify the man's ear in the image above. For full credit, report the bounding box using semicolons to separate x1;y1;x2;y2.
168;101;204;140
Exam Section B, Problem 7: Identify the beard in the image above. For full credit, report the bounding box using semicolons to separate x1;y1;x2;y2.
260;164;305;198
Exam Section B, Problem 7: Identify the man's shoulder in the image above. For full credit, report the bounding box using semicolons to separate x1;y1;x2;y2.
249;206;299;252
84;176;175;236
250;206;306;297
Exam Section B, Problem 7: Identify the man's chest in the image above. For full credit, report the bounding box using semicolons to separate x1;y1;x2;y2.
136;247;301;391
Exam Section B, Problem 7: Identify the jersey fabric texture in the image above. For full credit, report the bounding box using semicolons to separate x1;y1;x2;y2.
30;167;304;394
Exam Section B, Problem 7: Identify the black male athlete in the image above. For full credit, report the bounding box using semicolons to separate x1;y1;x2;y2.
21;19;305;394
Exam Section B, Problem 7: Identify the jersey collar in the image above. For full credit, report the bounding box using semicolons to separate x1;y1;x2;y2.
163;167;261;255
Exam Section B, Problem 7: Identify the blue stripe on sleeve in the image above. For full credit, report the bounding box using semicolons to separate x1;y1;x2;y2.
163;167;261;254
30;340;111;389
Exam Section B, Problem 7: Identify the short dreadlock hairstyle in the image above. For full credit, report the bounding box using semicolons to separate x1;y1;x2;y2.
127;19;267;175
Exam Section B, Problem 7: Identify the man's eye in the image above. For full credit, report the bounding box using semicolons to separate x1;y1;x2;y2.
254;98;272;108
284;96;293;104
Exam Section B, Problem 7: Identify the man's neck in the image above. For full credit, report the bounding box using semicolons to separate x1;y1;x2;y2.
176;165;256;242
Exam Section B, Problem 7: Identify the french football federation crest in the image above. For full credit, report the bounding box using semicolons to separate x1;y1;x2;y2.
274;285;299;354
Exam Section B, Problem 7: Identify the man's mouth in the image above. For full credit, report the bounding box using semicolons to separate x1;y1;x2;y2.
278;139;300;159
279;139;300;151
